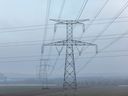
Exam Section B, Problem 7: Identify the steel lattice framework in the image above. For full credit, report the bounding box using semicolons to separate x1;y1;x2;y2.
39;59;49;89
44;19;98;90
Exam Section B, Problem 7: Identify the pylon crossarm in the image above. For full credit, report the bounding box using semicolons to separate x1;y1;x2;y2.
72;40;98;54
44;40;67;46
50;19;63;23
77;19;90;23
50;19;89;24
72;40;97;46
44;40;98;47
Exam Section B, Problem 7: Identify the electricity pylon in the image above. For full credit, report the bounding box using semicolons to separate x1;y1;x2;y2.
44;19;98;90
39;59;49;89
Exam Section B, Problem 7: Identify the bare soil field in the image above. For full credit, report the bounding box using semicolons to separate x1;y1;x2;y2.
0;86;128;96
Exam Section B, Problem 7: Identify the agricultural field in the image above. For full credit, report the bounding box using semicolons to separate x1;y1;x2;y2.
0;86;128;96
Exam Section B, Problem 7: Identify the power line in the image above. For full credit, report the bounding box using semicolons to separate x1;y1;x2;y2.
74;0;128;74
1;33;128;44
0;49;128;60
0;20;127;34
82;0;109;34
73;0;109;58
90;0;128;42
0;16;127;32
0;24;52;30
80;0;128;46
76;0;88;20
58;0;66;18
75;0;128;61
91;16;128;21
1;32;128;43
73;0;109;53
48;0;66;76
0;34;128;48
0;16;127;31
101;31;128;51
0;54;128;63
77;29;128;74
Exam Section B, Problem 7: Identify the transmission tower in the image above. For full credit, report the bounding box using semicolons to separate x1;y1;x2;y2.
39;59;49;89
44;19;98;90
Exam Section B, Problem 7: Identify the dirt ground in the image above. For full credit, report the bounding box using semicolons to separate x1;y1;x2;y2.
0;86;63;96
0;86;128;96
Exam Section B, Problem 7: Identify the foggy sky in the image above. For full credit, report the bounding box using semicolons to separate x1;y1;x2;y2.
0;0;128;78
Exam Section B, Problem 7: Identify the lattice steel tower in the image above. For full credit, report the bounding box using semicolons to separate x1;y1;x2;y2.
44;19;98;90
39;59;49;89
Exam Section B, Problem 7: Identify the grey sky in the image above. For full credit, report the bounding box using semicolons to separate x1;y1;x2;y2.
0;0;128;78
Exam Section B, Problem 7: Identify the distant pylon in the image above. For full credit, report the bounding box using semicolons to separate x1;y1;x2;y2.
44;19;98;90
39;59;49;89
